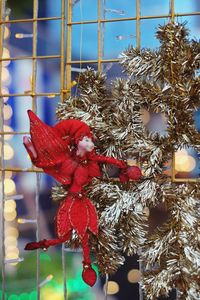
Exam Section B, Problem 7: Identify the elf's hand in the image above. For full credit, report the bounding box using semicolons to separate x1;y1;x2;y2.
119;165;142;183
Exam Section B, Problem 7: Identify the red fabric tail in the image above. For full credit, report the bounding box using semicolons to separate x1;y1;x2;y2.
81;233;97;287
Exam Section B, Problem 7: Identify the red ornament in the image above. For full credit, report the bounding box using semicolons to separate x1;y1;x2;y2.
23;110;142;286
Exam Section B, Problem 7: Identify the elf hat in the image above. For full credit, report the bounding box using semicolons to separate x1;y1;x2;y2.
54;119;93;145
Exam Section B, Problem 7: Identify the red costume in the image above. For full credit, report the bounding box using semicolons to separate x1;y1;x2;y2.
23;110;142;286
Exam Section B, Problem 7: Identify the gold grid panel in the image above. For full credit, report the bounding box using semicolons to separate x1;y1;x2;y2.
0;0;200;299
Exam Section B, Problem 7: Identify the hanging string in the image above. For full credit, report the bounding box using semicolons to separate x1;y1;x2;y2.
75;0;83;97
104;273;109;300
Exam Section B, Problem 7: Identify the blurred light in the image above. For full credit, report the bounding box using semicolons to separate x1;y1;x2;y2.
1;86;9;102
0;170;13;178
4;209;17;221
39;274;53;287
4;144;14;160
5;251;19;260
140;109;150;125
2;48;10;67
4;199;16;212
105;8;125;15
3;104;13;120
5;247;19;257
116;34;135;40
18;218;37;224
5;226;19;238
175;152;196;172
127;269;142;283
5;257;24;265
15;33;33;39
3;125;13;140
4;26;10;39
2;67;10;82
6;194;24;200
105;281;119;295
4;236;17;247
47;94;56;98
175;149;188;156
4;178;16;195
5;171;13;178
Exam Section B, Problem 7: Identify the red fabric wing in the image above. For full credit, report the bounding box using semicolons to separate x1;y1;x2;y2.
28;110;70;164
55;196;73;238
83;198;98;235
69;198;89;239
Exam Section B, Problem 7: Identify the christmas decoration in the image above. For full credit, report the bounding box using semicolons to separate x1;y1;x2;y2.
54;22;200;299
23;110;141;286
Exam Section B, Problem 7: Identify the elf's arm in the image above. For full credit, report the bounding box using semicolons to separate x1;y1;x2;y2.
90;153;127;169
89;153;142;182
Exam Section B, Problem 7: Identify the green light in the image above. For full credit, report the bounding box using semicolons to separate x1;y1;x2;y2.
8;295;19;300
40;253;51;262
29;291;37;300
19;293;29;300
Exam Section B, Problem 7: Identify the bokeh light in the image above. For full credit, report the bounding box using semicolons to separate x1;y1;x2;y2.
127;269;142;283
3;125;13;140
175;150;196;172
4;178;16;195
2;67;10;82
4;26;10;40
3;104;13;120
4;236;17;247
4;200;16;213
2;47;11;67
105;281;119;295
5;226;19;238
4;210;17;221
4;144;14;160
1;86;9;102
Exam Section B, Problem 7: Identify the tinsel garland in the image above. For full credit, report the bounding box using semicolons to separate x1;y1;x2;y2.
53;22;200;299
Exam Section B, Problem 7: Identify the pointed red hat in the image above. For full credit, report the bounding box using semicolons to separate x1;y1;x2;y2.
54;119;93;145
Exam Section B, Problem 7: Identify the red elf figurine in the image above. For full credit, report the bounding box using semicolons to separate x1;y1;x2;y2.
23;110;141;287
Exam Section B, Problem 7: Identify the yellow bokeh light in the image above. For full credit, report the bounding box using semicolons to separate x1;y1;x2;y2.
5;171;13;178
5;226;19;238
4;236;17;247
175;154;196;172
2;48;10;67
5;251;19;260
4;200;16;212
4;209;17;221
127;269;142;283
1;86;9;102
41;287;63;300
175;149;188;156
3;125;13;140
4;26;10;39
3;104;13;120
2;67;10;82
4;144;14;160
5;247;19;257
4;178;16;195
104;281;119;295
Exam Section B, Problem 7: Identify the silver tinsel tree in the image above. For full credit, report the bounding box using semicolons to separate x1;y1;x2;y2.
53;22;200;299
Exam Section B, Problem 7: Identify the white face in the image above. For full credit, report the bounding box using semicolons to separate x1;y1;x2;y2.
78;136;94;153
